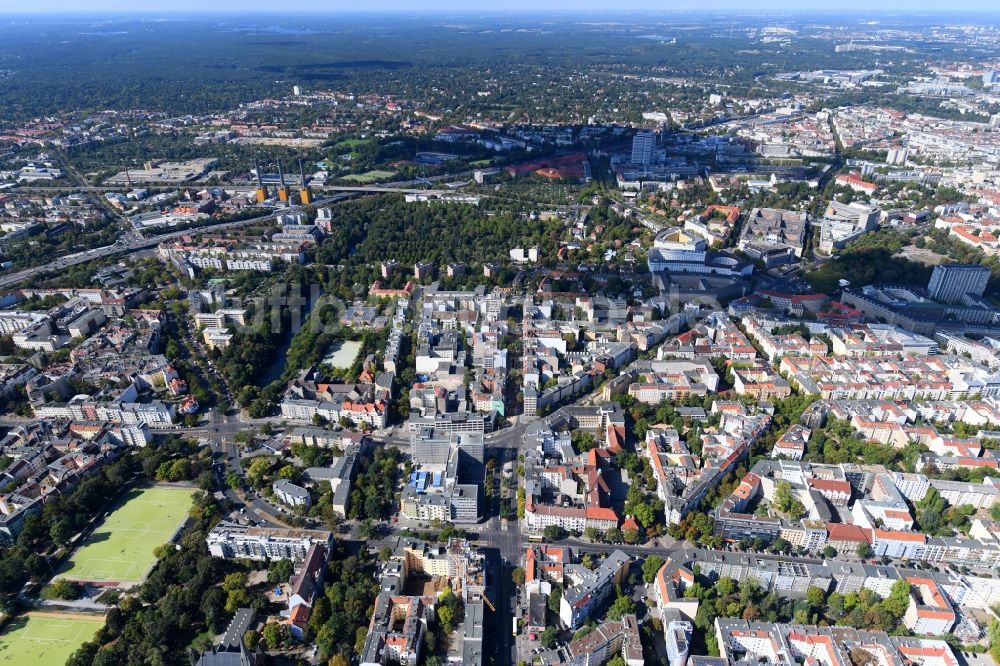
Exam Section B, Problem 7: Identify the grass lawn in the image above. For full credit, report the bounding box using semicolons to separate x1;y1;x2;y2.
469;159;493;167
342;170;396;183
334;138;371;150
322;339;362;369
0;613;103;665
59;486;195;584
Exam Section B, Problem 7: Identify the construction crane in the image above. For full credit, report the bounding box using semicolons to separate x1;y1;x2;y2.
482;595;496;612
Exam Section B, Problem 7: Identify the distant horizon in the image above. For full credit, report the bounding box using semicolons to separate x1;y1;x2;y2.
3;2;1000;16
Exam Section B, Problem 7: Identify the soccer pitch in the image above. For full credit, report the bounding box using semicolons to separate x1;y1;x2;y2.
59;486;195;584
343;169;396;183
0;613;103;665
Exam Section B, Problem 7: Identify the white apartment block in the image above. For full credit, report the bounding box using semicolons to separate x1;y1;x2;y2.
206;521;332;561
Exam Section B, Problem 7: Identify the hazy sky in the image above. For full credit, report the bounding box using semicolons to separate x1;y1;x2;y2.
3;0;1000;13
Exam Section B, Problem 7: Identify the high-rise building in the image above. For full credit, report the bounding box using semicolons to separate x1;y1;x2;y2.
886;147;909;165
665;620;693;666
315;207;333;233
818;202;880;253
631;130;656;165
402;430;484;523
927;264;991;304
411;427;452;466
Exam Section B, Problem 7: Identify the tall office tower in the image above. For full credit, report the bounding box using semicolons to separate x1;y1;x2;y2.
631;130;656;165
927;263;991;304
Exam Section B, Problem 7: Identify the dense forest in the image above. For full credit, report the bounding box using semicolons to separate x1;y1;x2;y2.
806;226;1000;300
0;14;983;125
314;194;565;299
805;229;932;294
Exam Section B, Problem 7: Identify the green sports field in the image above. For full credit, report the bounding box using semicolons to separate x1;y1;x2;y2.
59;486;195;584
343;169;396;183
333;138;371;150
0;613;103;665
